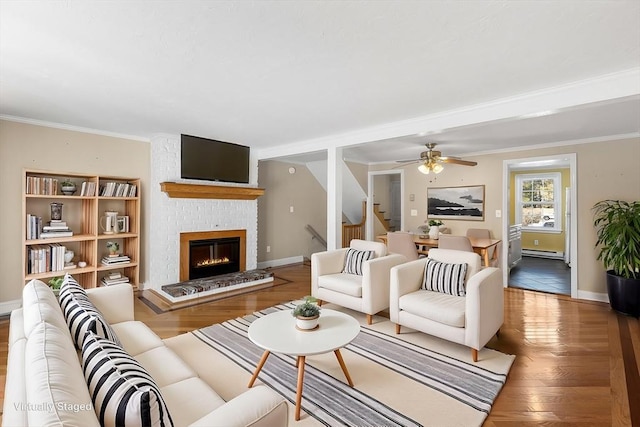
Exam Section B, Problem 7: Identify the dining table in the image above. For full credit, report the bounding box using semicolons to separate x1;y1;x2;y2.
377;234;501;267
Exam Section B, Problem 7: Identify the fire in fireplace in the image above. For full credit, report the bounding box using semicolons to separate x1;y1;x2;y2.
189;237;240;280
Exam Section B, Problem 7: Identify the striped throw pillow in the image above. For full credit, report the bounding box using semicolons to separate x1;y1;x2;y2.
59;274;121;349
82;331;174;427
343;248;375;275
422;258;469;296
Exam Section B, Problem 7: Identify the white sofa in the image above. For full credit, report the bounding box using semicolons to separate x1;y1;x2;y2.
311;239;406;325
3;279;288;427
390;249;503;362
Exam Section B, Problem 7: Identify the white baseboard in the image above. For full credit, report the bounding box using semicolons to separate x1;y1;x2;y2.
0;299;22;316
522;249;564;260
577;290;609;303
258;256;305;269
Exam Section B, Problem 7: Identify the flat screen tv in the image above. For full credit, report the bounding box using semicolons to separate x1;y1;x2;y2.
181;134;250;184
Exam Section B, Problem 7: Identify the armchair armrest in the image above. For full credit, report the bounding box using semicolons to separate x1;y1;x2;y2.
464;267;504;350
389;258;428;322
189;385;288;427
311;248;348;294
361;254;406;314
86;283;135;324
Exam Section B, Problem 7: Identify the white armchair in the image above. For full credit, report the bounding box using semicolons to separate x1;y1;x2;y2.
312;239;406;324
390;248;503;362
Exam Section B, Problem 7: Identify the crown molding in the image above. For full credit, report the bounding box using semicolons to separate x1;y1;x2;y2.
0;114;150;142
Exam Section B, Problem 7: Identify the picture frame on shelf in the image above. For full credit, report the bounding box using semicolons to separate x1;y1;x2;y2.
427;185;485;221
116;216;129;233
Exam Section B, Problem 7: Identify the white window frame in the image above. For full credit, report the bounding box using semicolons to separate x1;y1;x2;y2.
515;172;562;233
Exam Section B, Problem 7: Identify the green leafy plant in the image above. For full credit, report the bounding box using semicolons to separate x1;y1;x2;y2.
593;200;640;279
61;178;74;187
48;276;64;290
292;295;320;318
106;241;119;253
428;219;444;227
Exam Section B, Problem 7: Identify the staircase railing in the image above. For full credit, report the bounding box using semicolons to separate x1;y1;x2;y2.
342;201;366;247
305;224;327;248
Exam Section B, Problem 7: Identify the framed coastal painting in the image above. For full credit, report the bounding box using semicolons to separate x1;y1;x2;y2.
427;185;485;221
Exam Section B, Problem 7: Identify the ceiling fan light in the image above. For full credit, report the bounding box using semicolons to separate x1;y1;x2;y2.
418;163;430;174
433;163;444;174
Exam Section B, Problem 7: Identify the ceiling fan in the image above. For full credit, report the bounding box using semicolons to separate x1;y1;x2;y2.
399;143;477;174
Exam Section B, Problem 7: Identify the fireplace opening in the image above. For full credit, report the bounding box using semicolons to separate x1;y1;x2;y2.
189;237;240;280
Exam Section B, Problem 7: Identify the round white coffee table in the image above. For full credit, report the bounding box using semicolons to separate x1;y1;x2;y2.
247;308;360;421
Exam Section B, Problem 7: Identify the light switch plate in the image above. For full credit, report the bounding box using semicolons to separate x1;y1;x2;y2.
410;209;418;216
495;210;502;218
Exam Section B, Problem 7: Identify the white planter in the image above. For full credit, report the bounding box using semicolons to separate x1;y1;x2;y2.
296;315;319;331
429;225;440;240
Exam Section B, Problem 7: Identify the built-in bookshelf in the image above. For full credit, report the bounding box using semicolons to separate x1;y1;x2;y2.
22;169;140;289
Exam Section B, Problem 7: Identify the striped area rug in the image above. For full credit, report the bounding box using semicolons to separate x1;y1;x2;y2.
188;303;515;427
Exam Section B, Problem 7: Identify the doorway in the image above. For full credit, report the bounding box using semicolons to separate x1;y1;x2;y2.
366;170;404;240
502;154;577;298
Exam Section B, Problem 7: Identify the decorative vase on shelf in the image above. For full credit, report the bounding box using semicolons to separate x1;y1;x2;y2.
60;180;77;195
429;225;440;240
50;203;63;221
64;250;74;264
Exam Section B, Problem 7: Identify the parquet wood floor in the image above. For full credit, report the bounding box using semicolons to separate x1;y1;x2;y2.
0;261;637;425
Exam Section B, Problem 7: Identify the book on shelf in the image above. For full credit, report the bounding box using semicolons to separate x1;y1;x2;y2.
26;214;43;240
43;225;70;231
27;244;66;274
99;181;137;197
80;181;97;197
26;176;59;195
101;274;130;286
101;255;130;265
41;231;74;238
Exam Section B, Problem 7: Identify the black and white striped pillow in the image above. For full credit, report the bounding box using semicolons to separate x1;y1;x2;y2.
59;274;121;349
343;248;375;275
82;331;174;427
422;258;469;296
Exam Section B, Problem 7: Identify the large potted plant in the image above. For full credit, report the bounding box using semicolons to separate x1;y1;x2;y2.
592;200;640;317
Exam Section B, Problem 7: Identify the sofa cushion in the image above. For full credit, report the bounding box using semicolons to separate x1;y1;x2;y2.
160;377;225;427
134;346;198;388
22;279;70;338
422;258;468;296
318;273;363;297
343;248;375;275
25;321;99;427
111;320;165;356
399;290;466;328
82;331;174;427
59;274;121;349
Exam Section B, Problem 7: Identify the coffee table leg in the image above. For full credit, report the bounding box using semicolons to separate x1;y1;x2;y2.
248;350;270;388
334;349;354;387
295;355;306;421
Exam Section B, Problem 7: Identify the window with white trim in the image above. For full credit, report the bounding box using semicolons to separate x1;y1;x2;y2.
515;172;562;232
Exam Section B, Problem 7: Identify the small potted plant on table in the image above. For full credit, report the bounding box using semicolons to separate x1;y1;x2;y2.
60;178;77;195
292;296;321;330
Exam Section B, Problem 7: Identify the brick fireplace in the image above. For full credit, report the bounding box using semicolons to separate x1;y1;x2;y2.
180;230;246;281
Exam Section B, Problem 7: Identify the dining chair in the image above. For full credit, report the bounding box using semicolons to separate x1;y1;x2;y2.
386;232;420;261
437;235;474;252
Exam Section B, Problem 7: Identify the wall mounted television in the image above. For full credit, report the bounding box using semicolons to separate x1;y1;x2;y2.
181;134;250;184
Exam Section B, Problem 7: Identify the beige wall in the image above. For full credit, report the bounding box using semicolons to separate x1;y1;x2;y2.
257;160;327;262
0;120;150;303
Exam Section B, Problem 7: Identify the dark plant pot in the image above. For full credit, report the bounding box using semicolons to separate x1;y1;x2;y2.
606;271;640;317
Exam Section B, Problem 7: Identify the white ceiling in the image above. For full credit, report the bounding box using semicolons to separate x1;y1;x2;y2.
1;1;639;164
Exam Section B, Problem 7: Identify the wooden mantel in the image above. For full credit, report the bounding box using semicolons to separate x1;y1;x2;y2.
160;182;265;200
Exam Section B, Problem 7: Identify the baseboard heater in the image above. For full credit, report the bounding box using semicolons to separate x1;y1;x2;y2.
522;249;564;260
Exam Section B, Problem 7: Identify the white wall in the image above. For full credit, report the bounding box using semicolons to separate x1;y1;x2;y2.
148;135;259;290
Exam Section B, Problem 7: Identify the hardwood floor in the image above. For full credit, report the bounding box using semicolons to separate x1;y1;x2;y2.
0;261;638;425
